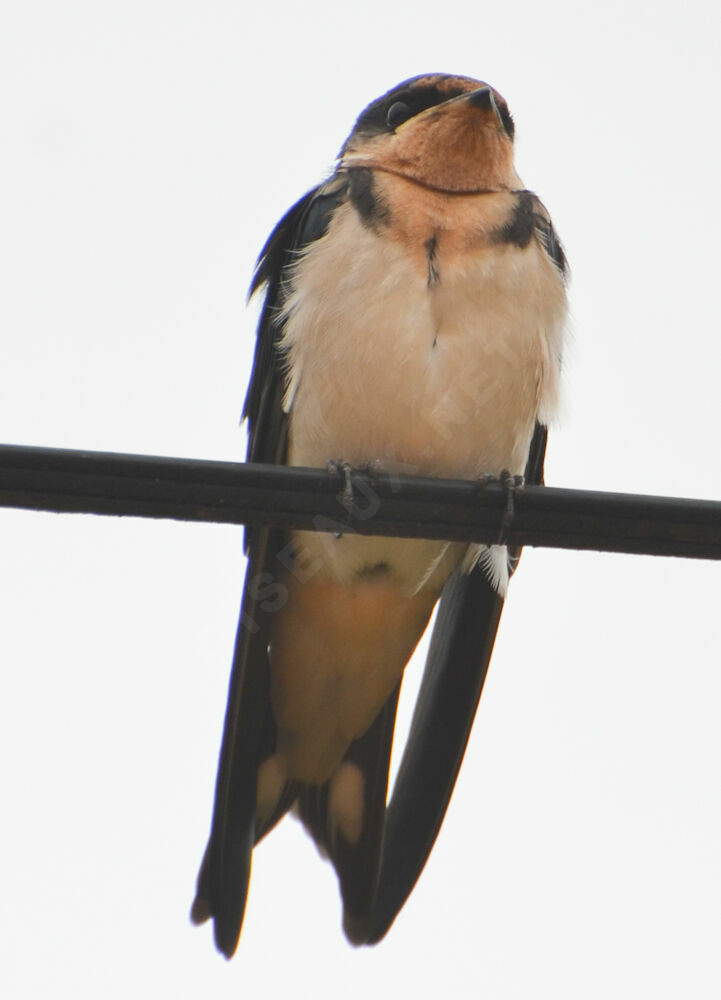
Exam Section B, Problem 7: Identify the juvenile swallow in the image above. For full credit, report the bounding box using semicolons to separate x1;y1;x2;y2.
192;73;568;956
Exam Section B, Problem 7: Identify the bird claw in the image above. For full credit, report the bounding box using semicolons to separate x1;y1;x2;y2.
327;459;355;515
476;470;525;544
497;469;525;544
363;458;384;481
326;460;384;528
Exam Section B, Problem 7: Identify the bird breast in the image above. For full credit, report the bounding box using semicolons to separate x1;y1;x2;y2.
281;174;565;477
278;172;566;592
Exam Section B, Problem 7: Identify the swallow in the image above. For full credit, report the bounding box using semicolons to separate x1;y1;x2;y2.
191;73;568;957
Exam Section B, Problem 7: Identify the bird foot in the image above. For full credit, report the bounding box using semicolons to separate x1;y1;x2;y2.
326;460;383;527
477;470;525;544
497;469;525;544
326;460;354;536
327;459;355;509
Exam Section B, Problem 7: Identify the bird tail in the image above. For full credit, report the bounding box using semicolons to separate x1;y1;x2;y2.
295;685;401;944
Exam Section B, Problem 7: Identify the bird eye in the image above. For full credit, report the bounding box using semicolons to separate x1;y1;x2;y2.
386;101;411;129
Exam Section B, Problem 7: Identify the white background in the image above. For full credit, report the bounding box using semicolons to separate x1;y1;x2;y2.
1;2;720;997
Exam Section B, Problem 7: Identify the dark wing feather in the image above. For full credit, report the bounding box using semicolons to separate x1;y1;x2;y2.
368;422;548;942
191;175;348;958
533;213;568;280
244;173;351;466
367;206;560;939
190;522;284;956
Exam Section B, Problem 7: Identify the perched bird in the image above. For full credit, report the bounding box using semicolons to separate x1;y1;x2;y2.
192;73;568;957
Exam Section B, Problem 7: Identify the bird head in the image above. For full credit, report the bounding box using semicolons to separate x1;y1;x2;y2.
340;74;520;194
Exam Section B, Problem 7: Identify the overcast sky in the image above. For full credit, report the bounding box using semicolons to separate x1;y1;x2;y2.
2;2;720;997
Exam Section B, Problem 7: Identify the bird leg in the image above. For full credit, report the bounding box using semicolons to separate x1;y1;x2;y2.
476;470;525;544
327;459;355;509
497;469;525;545
325;460;354;537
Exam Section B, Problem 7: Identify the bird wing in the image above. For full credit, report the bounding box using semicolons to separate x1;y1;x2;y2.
364;209;566;941
191;177;349;957
367;423;548;943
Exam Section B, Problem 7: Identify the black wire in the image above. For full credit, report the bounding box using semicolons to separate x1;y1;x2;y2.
0;443;719;559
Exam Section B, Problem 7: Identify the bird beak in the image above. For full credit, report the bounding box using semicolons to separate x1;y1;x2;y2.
462;86;505;128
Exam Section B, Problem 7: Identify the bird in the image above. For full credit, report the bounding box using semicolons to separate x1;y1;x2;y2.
191;72;568;957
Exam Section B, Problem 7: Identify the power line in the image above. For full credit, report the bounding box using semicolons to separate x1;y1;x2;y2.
1;443;719;560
